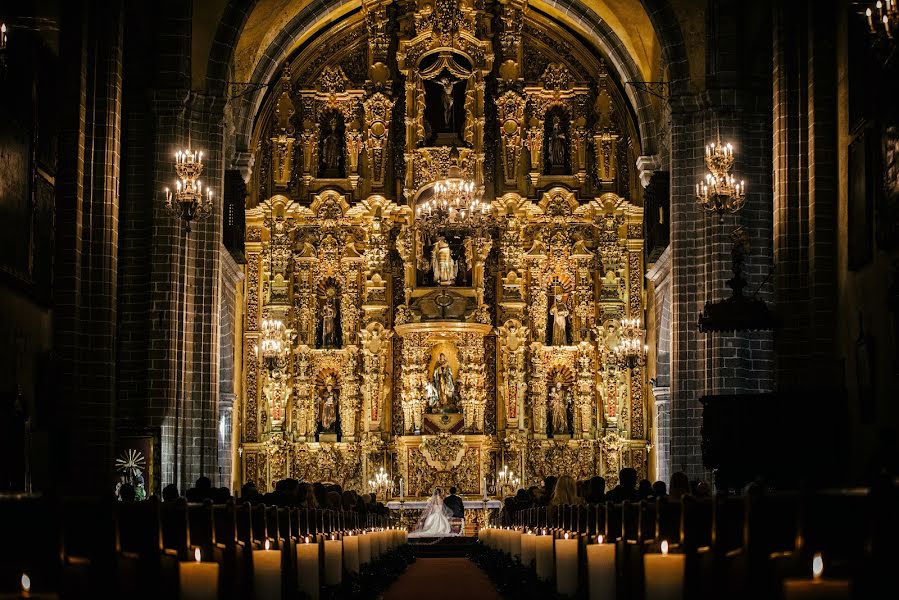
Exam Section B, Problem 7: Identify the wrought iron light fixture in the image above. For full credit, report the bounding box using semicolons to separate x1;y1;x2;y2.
164;149;214;232
695;141;746;215
614;317;647;369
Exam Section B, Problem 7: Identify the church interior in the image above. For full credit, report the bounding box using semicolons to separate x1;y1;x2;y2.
0;0;897;598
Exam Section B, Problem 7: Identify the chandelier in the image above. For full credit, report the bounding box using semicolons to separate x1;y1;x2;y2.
164;149;213;232
865;1;897;39
259;316;291;371
614;317;647;369
416;163;490;233
368;466;393;499
695;141;746;214
496;464;520;495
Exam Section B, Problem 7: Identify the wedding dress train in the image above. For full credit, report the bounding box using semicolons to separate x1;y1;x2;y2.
408;491;454;537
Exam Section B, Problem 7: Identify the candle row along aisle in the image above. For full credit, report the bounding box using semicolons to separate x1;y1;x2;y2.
476;525;852;600
176;527;411;600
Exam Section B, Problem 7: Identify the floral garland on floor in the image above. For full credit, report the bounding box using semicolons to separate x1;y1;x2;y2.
469;541;570;600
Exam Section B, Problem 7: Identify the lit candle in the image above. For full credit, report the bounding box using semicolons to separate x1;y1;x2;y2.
782;554;850;600
253;540;283;600
323;534;343;586
535;531;555;582
521;530;537;568
358;531;372;566
483;477;488;500
644;541;684;600
295;537;319;600
399;478;404;499
5;573;59;599
179;548;219;600
587;535;616;600
555;532;579;597
343;533;360;575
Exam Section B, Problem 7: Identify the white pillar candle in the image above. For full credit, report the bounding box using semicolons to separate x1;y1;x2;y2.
555;533;579;597
179;548;219;600
323;535;343;586
783;555;851;600
372;529;383;558
521;531;536;568
343;534;360;575
296;537;320;600
535;532;555;582
587;536;616;600
253;540;283;600
510;529;522;562
644;541;684;600
358;532;371;566
6;574;59;599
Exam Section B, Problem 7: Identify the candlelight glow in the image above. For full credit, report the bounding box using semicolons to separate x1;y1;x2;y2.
264;539;271;551
21;573;30;593
564;532;569;540
195;547;201;562
812;553;824;580
661;540;669;555
305;536;310;543
597;534;604;544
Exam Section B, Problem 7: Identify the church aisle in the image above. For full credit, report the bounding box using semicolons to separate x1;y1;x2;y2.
381;557;503;600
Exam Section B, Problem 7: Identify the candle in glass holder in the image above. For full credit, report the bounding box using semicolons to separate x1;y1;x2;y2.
323;534;343;586
644;541;684;600
179;548;219;600
358;531;372;565
296;536;319;600
555;532;579;596
782;554;851;600
521;530;537;568
343;533;360;575
587;535;616;600
253;540;283;600
535;530;555;582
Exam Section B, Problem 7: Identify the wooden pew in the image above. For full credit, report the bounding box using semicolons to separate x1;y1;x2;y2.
117;496;178;597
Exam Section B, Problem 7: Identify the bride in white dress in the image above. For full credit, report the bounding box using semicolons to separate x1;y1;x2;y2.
408;489;453;537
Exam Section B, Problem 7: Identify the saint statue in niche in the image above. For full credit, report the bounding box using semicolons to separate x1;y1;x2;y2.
550;294;570;346
548;116;567;170
320;285;341;348
436;75;460;129
549;381;570;435
320;115;343;176
431;237;458;285
319;377;338;432
432;352;456;410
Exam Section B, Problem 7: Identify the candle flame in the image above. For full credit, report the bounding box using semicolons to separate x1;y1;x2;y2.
812;553;823;580
331;533;336;540
597;535;604;544
21;573;30;593
564;532;569;540
542;529;547;535
195;547;201;562
661;540;669;555
265;539;271;551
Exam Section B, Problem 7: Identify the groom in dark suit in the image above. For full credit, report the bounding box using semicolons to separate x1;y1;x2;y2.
444;486;465;519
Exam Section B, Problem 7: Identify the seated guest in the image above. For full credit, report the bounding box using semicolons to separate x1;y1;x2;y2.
542;476;558;505
549;475;583;506
651;481;667;498
669;472;690;499
120;483;137;502
638;479;653;500
213;487;231;504
162;483;180;503
693;480;711;497
606;468;639;503
585;476;605;504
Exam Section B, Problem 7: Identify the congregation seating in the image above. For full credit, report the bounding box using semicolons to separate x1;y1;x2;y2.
486;485;895;599
0;493;392;598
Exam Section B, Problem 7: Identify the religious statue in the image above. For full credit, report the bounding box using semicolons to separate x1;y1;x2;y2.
549;381;570;435
321;294;338;348
320;378;338;432
550;294;570;346
322;116;341;172
432;352;456;410
431;237;459;285
548;116;566;169
424;381;439;412
436;75;459;129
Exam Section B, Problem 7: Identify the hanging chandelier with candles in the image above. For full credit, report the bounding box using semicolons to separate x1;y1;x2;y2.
164;149;214;232
416;157;491;234
614;317;647;369
259;316;291;372
368;466;393;499
695;141;746;215
865;1;897;41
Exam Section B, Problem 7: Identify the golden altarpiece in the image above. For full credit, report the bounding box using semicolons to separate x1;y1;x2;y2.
240;0;649;502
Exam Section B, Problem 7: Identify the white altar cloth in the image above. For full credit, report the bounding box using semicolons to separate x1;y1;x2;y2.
386;500;501;510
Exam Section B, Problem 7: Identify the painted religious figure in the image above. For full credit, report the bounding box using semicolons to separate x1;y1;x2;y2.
549;381;569;435
432;352;456;410
550;294;570;346
431;237;459;285
320;378;338;432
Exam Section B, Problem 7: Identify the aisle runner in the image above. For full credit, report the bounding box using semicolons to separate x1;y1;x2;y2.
382;558;502;600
